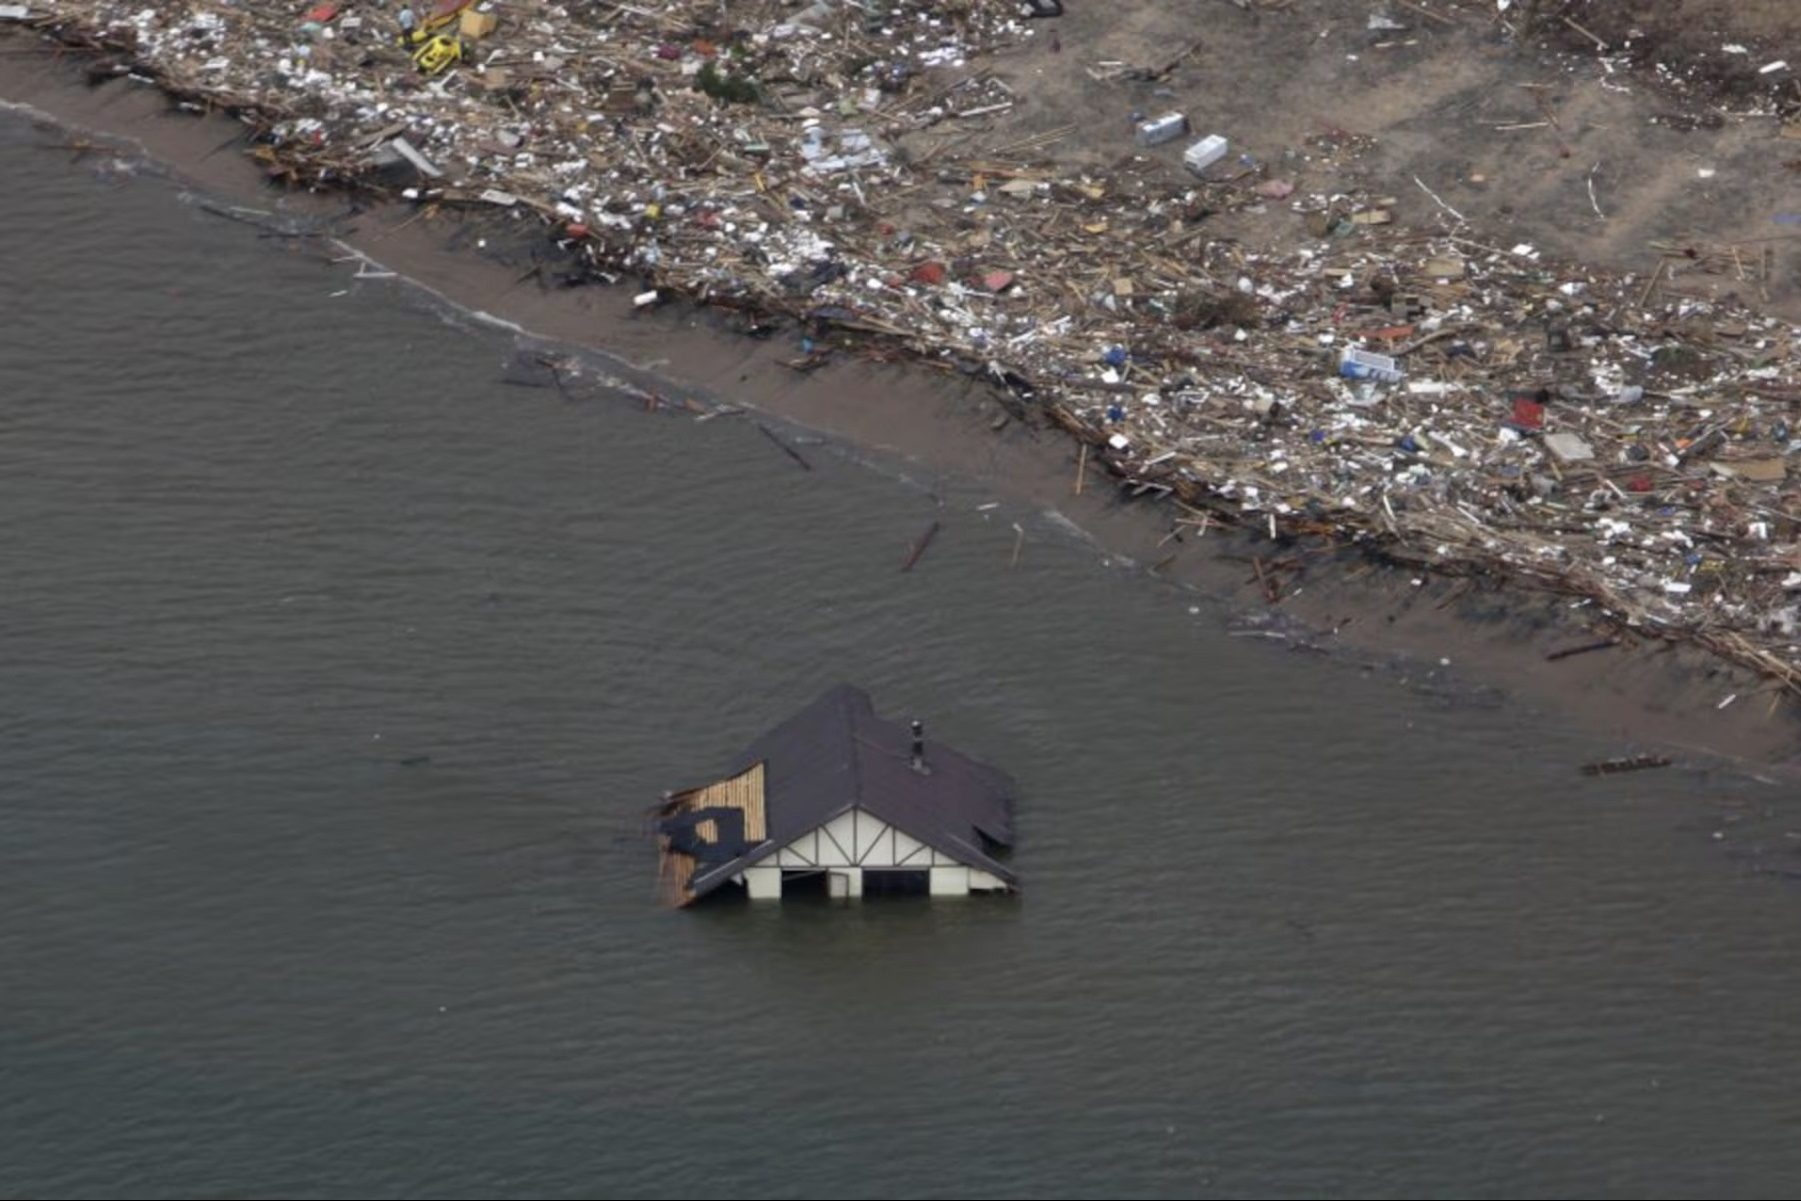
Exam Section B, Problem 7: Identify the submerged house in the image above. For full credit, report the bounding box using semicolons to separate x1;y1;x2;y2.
653;685;1017;905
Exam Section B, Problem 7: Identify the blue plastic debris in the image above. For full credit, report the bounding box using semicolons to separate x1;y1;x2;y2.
1340;347;1404;384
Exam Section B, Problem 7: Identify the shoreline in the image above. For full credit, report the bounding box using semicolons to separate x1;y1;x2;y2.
4;36;1800;774
11;4;1801;699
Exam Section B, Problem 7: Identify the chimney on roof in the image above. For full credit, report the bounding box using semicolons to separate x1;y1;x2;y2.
910;720;926;773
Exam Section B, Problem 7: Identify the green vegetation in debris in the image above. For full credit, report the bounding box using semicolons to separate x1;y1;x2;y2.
696;60;761;104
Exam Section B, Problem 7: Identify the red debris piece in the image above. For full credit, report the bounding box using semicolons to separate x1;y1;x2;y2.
909;260;947;286
1511;395;1545;430
302;2;340;21
979;270;1015;293
565;222;590;239
1627;474;1653;493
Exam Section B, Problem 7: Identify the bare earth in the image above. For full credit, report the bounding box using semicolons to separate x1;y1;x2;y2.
978;0;1801;314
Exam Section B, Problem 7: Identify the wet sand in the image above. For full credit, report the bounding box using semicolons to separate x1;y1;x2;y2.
4;40;1797;773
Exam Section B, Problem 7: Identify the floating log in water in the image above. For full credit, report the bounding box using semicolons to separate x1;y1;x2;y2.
1547;638;1620;662
901;520;941;572
1579;754;1672;777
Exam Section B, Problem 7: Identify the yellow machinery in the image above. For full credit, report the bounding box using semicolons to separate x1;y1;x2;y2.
410;33;463;74
394;3;472;74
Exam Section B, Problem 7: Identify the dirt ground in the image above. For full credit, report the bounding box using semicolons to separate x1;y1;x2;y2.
939;0;1801;316
1563;0;1799;41
1545;0;1801;103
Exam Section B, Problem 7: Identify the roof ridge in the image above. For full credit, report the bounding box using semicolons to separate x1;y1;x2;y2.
843;686;867;809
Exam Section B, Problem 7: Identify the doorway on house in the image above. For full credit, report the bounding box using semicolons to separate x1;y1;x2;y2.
780;869;829;899
861;869;930;898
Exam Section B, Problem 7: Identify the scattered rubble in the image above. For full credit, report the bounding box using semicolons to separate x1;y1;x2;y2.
13;0;1801;694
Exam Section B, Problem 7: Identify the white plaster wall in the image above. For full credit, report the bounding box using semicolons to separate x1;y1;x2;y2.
744;866;783;900
930;865;970;896
818;811;858;866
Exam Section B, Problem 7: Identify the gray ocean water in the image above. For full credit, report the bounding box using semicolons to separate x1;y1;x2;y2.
4;110;1801;1201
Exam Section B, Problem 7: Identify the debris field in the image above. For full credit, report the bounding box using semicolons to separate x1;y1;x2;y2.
12;0;1801;693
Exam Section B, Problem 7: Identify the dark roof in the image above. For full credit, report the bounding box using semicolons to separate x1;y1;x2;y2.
681;684;1016;898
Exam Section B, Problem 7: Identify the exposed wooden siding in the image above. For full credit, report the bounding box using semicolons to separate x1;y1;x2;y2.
655;843;696;908
655;761;769;906
684;761;766;842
